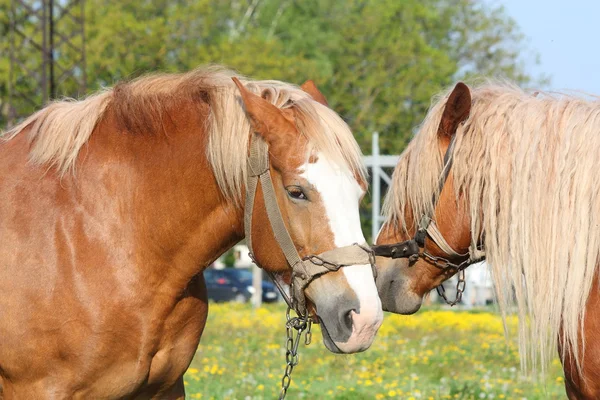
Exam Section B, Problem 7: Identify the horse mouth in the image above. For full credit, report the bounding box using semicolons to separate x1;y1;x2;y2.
318;316;343;354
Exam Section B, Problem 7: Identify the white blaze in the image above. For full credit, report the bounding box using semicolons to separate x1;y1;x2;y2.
301;153;383;348
301;154;365;247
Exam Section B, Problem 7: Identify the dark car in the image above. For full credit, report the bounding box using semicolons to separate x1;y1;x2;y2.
204;268;279;303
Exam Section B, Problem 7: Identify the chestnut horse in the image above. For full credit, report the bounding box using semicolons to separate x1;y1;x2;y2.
374;82;600;399
0;67;382;399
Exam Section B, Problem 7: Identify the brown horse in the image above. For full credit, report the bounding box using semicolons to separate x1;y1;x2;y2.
374;82;600;399
0;67;382;399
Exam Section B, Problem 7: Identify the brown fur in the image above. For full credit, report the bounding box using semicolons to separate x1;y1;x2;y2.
0;68;369;398
561;276;600;399
300;80;329;107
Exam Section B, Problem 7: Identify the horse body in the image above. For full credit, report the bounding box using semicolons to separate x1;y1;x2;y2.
375;82;600;399
0;100;227;398
0;67;381;398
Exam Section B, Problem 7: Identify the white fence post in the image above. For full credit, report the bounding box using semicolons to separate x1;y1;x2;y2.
371;132;380;241
252;264;262;308
363;133;399;242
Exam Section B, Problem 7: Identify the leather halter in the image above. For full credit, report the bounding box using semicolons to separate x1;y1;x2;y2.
244;133;376;317
371;135;485;277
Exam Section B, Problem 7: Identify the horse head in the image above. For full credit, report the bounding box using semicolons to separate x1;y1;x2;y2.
233;78;383;353
373;83;478;314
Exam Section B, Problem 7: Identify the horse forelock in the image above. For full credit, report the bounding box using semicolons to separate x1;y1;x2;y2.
383;81;600;375
205;74;367;207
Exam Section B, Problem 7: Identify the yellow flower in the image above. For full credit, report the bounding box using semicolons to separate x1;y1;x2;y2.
388;390;397;396
556;376;564;383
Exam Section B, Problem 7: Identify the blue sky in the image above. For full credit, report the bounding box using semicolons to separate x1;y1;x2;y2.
500;0;600;93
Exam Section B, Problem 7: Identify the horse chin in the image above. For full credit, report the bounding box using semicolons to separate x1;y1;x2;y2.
375;264;423;315
379;283;422;314
318;317;343;354
388;295;423;315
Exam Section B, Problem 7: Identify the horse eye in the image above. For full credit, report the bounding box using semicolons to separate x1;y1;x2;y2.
286;186;307;200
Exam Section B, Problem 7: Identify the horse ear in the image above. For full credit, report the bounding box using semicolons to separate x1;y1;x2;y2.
300;80;329;107
439;82;471;137
232;77;297;144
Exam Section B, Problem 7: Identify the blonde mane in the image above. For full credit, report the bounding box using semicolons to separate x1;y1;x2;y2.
383;82;600;374
2;66;366;205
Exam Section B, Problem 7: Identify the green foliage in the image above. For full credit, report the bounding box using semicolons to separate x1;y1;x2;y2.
0;0;546;233
2;1;543;134
223;249;236;268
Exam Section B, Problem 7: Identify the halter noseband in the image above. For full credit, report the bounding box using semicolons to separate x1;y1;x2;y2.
371;135;485;305
244;134;376;317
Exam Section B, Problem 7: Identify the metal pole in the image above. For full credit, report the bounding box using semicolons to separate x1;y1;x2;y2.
41;0;48;104
8;0;15;127
48;0;56;100
371;132;380;242
80;0;87;96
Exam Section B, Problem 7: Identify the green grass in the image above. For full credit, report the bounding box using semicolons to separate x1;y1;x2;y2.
183;303;566;399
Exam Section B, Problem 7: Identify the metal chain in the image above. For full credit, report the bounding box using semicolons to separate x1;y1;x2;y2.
420;251;485;306
436;268;466;306
421;251;472;271
302;245;378;280
278;307;313;400
300;254;343;271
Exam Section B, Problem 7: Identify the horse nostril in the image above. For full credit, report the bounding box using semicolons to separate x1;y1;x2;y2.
343;309;354;331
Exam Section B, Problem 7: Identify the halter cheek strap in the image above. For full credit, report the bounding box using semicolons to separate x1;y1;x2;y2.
244;133;376;317
244;134;303;269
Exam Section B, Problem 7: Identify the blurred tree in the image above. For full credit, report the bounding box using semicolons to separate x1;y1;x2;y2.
2;0;543;134
1;0;545;237
223;249;236;268
248;0;546;153
0;0;8;127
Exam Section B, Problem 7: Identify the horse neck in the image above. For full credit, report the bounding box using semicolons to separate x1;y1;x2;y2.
83;99;245;291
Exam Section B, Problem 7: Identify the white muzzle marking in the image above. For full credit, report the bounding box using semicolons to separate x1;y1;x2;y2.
302;154;383;351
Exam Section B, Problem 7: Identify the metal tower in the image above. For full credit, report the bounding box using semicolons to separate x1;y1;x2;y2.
7;0;86;127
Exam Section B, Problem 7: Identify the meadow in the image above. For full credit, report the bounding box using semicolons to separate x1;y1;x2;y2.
183;303;566;399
